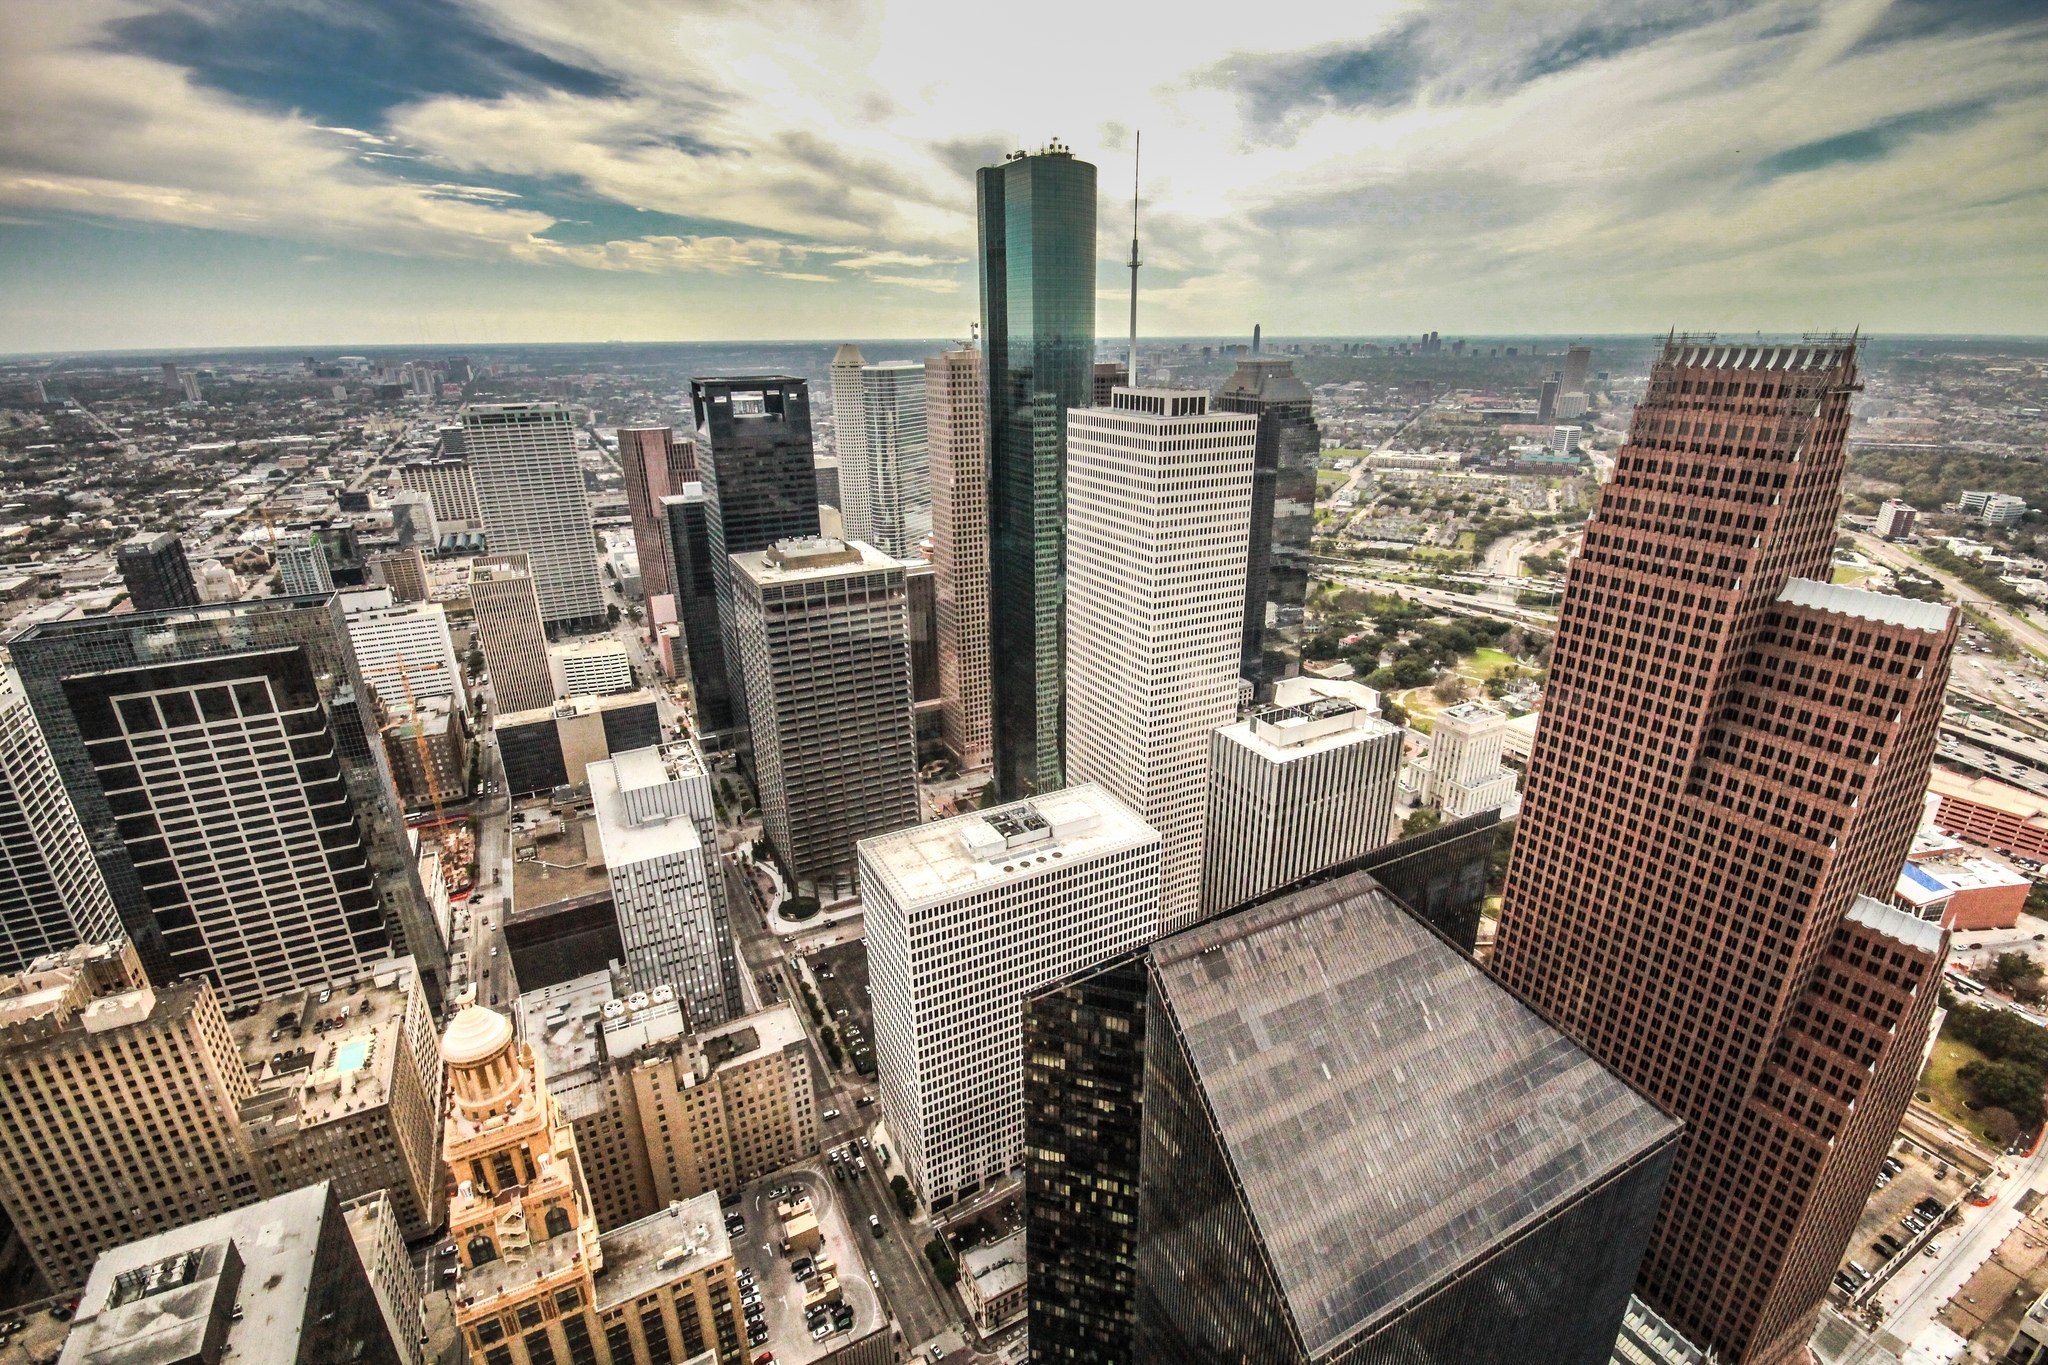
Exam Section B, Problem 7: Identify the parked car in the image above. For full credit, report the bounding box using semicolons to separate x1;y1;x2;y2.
869;1214;883;1237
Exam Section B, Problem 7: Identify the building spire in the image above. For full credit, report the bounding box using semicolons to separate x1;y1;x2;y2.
1127;131;1141;386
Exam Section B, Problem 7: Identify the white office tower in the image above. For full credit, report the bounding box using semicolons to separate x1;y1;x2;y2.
588;742;742;1025
274;542;333;596
550;638;634;697
1203;677;1403;914
731;538;921;890
860;784;1160;1209
343;598;463;710
0;671;118;973
830;345;872;540
1064;388;1256;932
387;490;436;550
468;552;557;714
1402;700;1521;819
926;346;990;771
461;402;607;629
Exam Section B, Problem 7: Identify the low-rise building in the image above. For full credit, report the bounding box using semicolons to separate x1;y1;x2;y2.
1876;499;1918;542
1928;766;2048;862
961;1231;1027;1333
1895;853;2031;931
1401;700;1520;818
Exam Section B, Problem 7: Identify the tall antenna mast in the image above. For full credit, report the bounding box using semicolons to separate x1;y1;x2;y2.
1127;131;1141;387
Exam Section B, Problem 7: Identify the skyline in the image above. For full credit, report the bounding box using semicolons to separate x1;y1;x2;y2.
0;0;2043;352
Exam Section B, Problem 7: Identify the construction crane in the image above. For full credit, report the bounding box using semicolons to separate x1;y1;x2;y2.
390;655;449;832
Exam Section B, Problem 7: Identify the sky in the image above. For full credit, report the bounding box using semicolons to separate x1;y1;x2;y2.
1;0;2044;352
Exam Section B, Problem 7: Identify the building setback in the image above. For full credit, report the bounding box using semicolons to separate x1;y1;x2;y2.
926;345;992;771
861;784;1160;1210
979;144;1097;800
0;668;118;973
731;538;920;889
1203;677;1402;915
661;487;736;737
1065;388;1256;931
397;458;480;529
1218;354;1321;699
470;551;559;715
617;425;697;606
1023;870;1680;1365
462;402;607;629
1492;339;1957;1365
116;531;199;613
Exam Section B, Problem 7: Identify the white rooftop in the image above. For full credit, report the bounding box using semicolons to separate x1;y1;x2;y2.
1846;893;1946;956
589;754;701;866
1777;577;1953;634
733;537;901;585
858;783;1159;913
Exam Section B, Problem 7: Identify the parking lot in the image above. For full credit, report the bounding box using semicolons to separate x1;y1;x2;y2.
810;941;875;1078
1836;1138;1963;1300
728;1160;884;1363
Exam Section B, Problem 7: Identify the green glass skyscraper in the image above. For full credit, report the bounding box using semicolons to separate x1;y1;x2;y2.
978;143;1097;800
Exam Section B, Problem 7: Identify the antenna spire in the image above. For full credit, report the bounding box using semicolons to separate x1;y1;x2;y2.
1127;131;1141;388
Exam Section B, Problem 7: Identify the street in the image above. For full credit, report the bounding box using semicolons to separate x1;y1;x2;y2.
1875;1138;2048;1349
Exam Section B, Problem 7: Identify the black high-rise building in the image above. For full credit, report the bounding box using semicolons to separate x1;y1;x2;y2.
115;532;199;613
1218;356;1320;700
662;488;735;738
689;377;820;749
978;145;1097;800
1024;869;1679;1365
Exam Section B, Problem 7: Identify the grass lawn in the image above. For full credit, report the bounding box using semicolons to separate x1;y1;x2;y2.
1832;563;1880;586
1920;1032;1998;1144
1465;647;1518;678
1316;469;1350;490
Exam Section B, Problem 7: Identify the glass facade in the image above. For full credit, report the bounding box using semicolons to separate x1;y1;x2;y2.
978;148;1097;800
1217;358;1320;701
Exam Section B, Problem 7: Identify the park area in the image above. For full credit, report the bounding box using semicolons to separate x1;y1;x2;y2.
1304;585;1548;732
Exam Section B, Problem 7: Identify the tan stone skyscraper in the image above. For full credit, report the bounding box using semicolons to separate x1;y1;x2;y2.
1491;338;1957;1365
927;345;990;771
470;552;558;713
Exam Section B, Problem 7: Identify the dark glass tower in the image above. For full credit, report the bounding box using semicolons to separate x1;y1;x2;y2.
978;145;1097;799
115;532;199;613
1218;356;1320;700
689;377;821;749
661;489;735;738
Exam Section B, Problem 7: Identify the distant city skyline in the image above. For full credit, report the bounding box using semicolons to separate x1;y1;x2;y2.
1;0;2043;351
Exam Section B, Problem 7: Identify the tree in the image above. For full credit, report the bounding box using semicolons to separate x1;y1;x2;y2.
890;1174;916;1217
1992;951;2045;995
1959;1058;2046;1127
606;603;622;626
1431;674;1468;704
1380;698;1409;730
464;643;485;678
1981;1107;2024;1148
1402;808;1443;838
923;1237;960;1287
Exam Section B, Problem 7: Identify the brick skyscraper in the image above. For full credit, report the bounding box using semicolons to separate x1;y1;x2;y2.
1492;337;1957;1365
616;426;696;605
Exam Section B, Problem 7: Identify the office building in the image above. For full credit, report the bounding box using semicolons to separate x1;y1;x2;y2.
927;345;992;770
907;562;942;759
344;597;462;707
1066;389;1255;930
732;538;919;888
1203;677;1402;914
442;1005;749;1365
1874;498;1917;541
588;741;742;1022
1023;870;1680;1365
59;1182;405;1365
1219;354;1321;698
617;426;696;606
1092;361;1127;406
553;637;634;697
398;458;479;528
521;976;817;1228
0;942;258;1293
1401;700;1521;818
0;669;118;974
691;376;822;747
345;1191;427;1365
380;694;468;812
661;487;736;736
861;784;1160;1209
979;143;1097;799
813;453;841;510
9;597;442;1009
470;551;559;714
117;531;200;612
1555;424;1583;456
275;541;334;596
369;545;431;601
233;958;447;1240
1983;492;2028;527
387;490;437;554
1539;376;1561;422
831;346;932;558
1557;390;1591;419
195;557;240;603
462;402;607;629
1926;766;2048;860
1563;343;1593;394
495;690;661;799
1492;339;1958;1365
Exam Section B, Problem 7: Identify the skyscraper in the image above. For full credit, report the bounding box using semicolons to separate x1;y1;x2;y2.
398;458;479;530
1491;338;1957;1365
861;784;1160;1210
660;488;735;737
469;552;558;715
690;376;821;746
1023;870;1680;1365
978;143;1097;799
462;402;607;630
926;345;991;771
617;426;697;605
1066;388;1255;931
1562;343;1594;394
9;597;443;1008
730;537;919;889
1218;354;1321;698
832;347;932;558
368;545;430;602
275;541;335;596
116;531;199;612
0;668;118;973
343;596;463;709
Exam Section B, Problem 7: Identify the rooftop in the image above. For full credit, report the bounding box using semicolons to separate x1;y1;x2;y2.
961;1231;1027;1302
1777;577;1953;634
232;960;420;1138
1896;855;2028;910
857;783;1159;912
1230;680;1395;758
589;753;701;866
735;537;899;585
511;817;611;915
1845;893;1946;956
1928;765;2048;821
1148;871;1680;1358
595;1193;731;1311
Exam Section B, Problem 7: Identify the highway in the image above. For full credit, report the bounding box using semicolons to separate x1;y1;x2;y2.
1853;532;2048;660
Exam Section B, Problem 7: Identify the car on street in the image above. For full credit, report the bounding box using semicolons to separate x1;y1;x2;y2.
822;1108;840;1120
869;1214;883;1237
